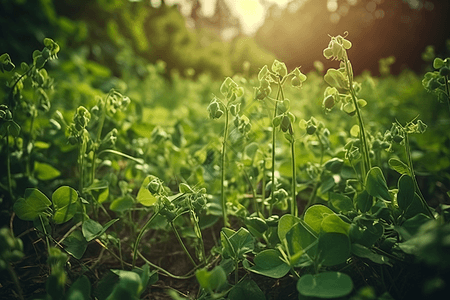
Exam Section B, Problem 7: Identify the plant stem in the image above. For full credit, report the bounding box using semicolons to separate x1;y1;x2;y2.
132;208;159;268
269;84;282;215
5;127;13;199
290;137;297;216
221;106;230;227
242;167;260;217
344;57;371;179
25;109;36;177
138;251;197;279
404;133;435;219
91;101;107;185
445;75;450;115
170;222;197;267
235;259;239;285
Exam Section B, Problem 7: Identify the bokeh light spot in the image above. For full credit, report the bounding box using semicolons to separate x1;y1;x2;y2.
374;9;384;19
338;4;349;17
366;1;376;13
327;0;338;12
330;12;340;23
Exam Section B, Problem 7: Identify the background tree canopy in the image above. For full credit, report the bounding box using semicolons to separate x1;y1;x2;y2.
0;0;449;79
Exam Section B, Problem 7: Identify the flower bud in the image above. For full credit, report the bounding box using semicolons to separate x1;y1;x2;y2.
306;125;317;135
323;95;335;110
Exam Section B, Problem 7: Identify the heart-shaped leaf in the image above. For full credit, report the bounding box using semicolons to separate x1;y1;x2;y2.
297;271;353;298
137;175;158;207
14;188;51;221
52;186;78;224
246;249;290;278
318;233;350;266
397;175;414;212
304;204;335;234
365;167;391;201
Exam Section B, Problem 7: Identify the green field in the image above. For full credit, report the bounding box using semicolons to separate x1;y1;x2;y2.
1;1;450;299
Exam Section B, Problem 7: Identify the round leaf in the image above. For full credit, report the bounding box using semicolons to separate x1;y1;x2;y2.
297;271;353;298
397;175;414;211
304;205;335;234
365;167;391;201
52;186;78;224
318;233;351;266
14;188;51;221
247;249;290;278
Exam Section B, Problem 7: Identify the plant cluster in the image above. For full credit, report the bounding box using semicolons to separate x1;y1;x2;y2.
1;32;449;300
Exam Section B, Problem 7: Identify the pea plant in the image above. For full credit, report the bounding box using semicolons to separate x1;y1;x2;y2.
2;31;449;300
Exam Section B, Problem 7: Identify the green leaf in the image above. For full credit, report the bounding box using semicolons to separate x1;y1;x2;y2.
34;161;61;181
84;180;109;191
397;175;415;212
34;141;50;149
52;186;78;224
62;230;87;259
351;244;391;266
137;175;158;207
228;227;254;260
356;190;373;213
317;176;335;195
321;214;350;235
108;269;142;299
285;221;317;265
401;213;432;236
349;222;384;248
388;158;410;175
258;65;268;81
318;233;351;266
195;266;226;292
13;188;51;221
66;275;91;300
246;249;290;278
228;279;265;300
82;218;119;242
277;214;301;242
404;194;428;220
110;195;134;212
297;271;353;298
304;204;335;234
365;167;391;201
329;192;354;213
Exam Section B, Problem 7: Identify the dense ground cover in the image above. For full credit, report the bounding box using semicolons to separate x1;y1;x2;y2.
1;32;450;300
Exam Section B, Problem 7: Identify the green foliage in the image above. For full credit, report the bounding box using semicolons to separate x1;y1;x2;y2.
1;26;449;300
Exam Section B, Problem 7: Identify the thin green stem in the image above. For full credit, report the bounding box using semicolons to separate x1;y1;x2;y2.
170;222;197;267
404;133;435;219
269;84;282;215
132;209;159;268
235;259;239;285
445;75;450;115
242;167;260;217
25;109;36;177
91;101;107;185
138;251;197;279
261;163;266;216
344;57;371;179
221;106;230;227
290;137;297;216
5;128;13;199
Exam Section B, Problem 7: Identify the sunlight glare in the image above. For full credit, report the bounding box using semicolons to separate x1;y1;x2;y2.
233;0;265;35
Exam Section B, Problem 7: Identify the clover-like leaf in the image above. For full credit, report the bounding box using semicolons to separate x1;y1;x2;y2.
52;186;78;224
14;189;51;221
365;167;391;201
